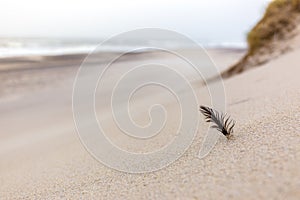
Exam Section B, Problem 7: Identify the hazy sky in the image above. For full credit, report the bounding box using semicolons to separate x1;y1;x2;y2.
0;0;271;44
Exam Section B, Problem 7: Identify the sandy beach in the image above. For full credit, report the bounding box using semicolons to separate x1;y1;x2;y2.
0;47;299;199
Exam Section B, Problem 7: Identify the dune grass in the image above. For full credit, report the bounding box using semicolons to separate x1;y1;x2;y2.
220;0;300;79
247;0;300;55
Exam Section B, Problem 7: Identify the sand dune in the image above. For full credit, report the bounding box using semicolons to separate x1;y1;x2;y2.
0;48;299;199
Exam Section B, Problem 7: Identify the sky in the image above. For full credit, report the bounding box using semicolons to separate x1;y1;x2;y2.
0;0;271;45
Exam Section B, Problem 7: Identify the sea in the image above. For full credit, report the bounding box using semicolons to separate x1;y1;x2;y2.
0;38;246;58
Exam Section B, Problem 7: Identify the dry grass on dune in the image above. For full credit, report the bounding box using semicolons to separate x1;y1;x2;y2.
247;0;300;55
222;0;300;78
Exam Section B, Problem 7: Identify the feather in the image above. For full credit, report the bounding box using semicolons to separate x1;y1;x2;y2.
199;105;235;139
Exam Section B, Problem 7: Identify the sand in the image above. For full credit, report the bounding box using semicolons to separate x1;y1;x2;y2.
0;48;299;199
